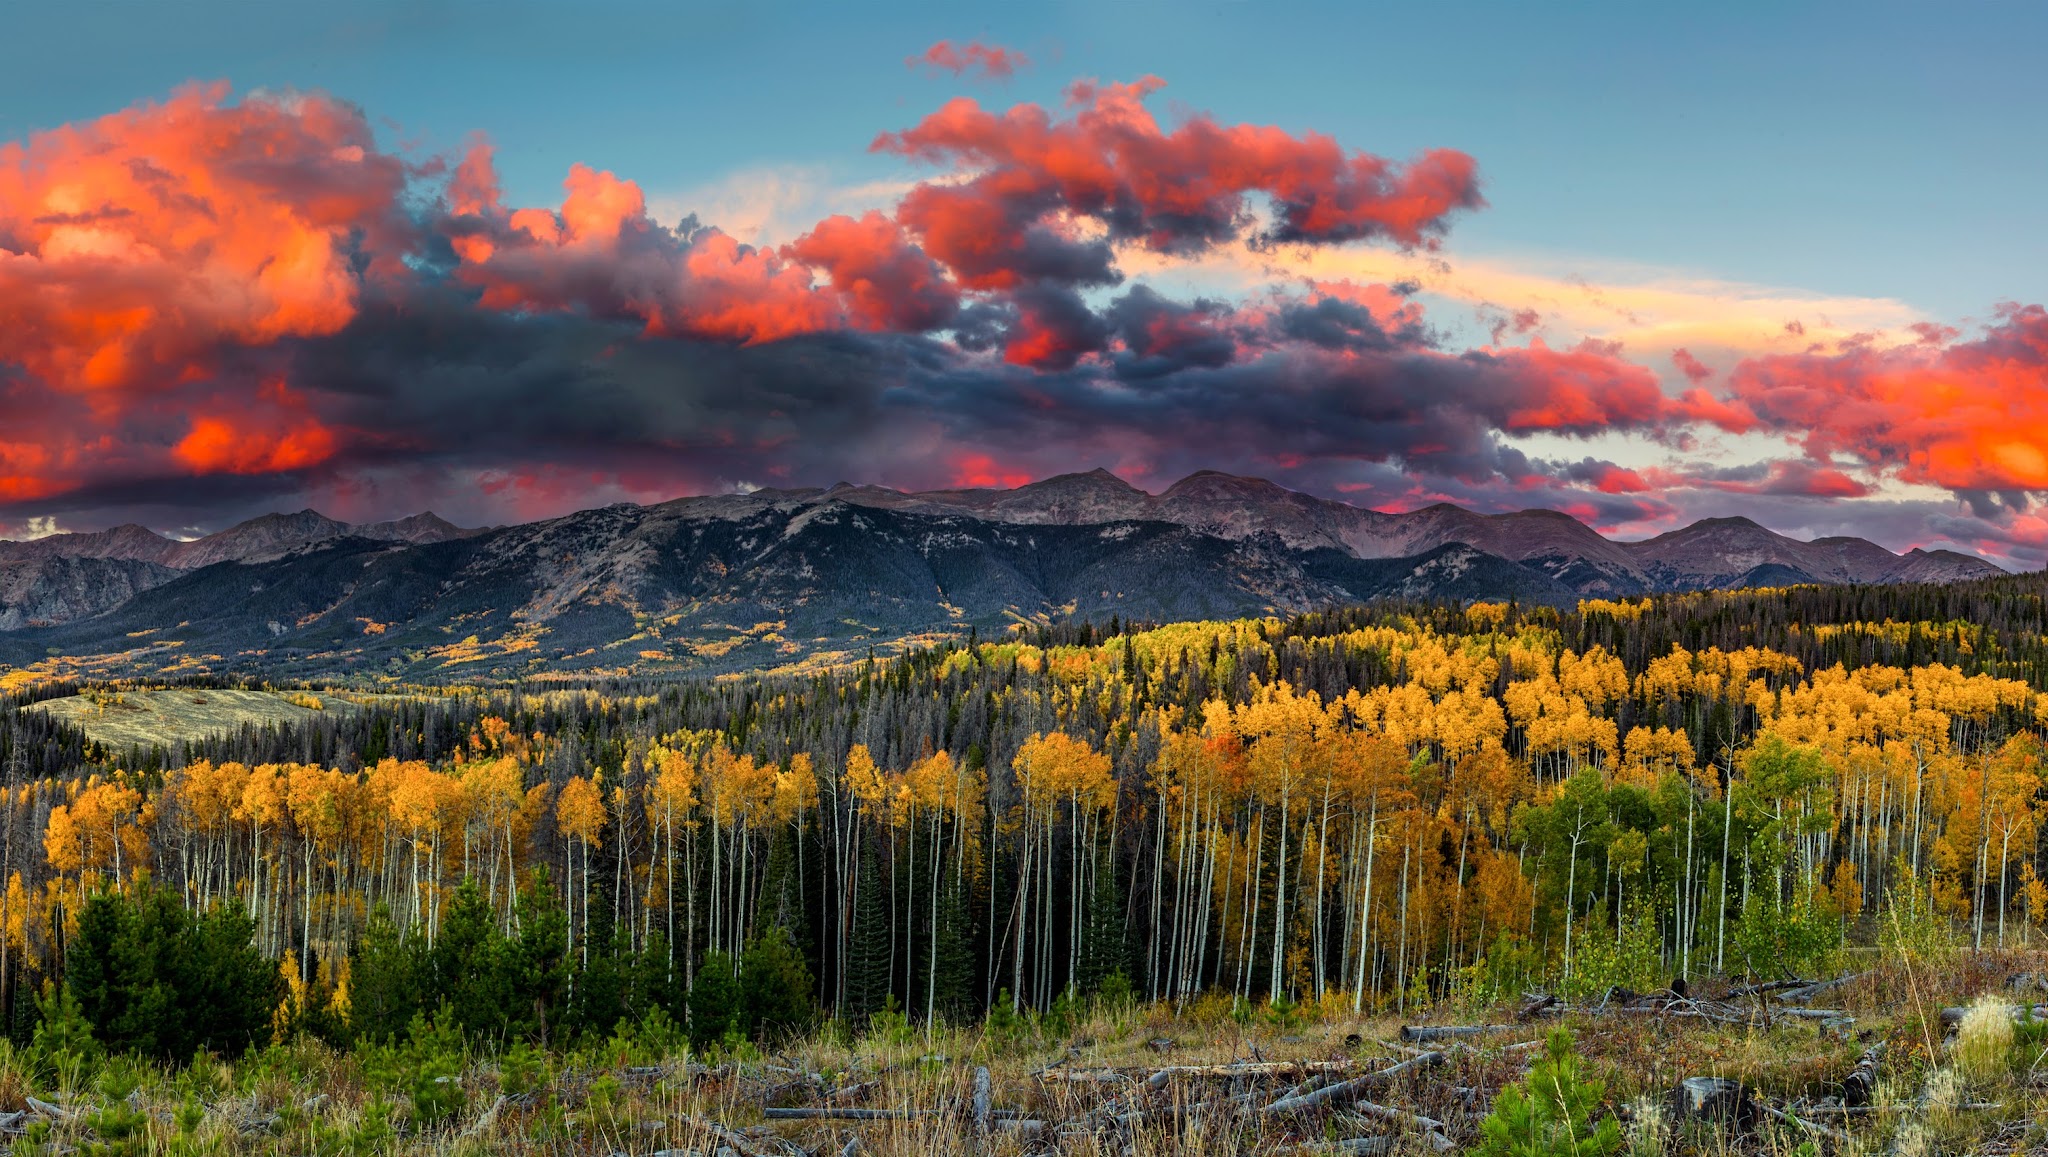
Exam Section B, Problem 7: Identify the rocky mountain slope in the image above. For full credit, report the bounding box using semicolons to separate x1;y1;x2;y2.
0;471;2006;681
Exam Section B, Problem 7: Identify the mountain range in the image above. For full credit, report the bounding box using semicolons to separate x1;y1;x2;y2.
0;470;2005;681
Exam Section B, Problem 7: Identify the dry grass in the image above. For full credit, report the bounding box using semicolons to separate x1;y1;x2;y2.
27;687;407;749
0;953;2044;1154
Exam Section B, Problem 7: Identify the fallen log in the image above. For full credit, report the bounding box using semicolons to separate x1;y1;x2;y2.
1759;1102;1849;1146
1779;972;1870;1004
1937;1003;2048;1028
1144;1059;1361;1090
1398;1023;1516;1042
1345;1102;1455;1153
1721;979;1814;999
1271;1139;1398;1156
1262;1052;1445;1116
1840;1040;1885;1108
762;1107;1028;1121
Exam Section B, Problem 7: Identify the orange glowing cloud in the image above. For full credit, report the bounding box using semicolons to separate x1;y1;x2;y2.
172;382;338;475
911;40;1030;80
1716;305;2048;494
448;153;845;344
873;75;1483;287
0;82;410;398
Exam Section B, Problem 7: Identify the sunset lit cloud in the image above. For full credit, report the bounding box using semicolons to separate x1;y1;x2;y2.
0;63;2040;568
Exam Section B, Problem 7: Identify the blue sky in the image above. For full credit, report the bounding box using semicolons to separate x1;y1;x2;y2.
7;0;2042;320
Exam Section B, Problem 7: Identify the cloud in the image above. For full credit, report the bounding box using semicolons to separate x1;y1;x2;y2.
0;73;2039;569
1707;305;2048;495
910;40;1030;81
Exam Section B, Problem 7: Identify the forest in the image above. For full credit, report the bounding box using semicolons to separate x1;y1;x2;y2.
0;574;2042;1049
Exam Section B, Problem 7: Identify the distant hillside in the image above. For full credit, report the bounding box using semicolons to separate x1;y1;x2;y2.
0;470;2007;683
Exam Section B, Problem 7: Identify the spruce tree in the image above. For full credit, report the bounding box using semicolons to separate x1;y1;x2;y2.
844;844;892;1022
927;873;976;1021
346;904;423;1043
506;873;570;1044
686;950;742;1049
740;926;815;1041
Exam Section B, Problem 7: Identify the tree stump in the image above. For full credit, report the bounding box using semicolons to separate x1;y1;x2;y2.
1665;1077;1757;1132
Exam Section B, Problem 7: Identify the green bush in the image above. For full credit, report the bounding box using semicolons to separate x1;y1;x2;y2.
1475;1028;1621;1157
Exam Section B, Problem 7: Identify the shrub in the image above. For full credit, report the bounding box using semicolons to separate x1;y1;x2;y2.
1475;1028;1621;1157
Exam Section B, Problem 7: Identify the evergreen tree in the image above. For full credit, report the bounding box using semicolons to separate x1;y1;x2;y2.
686;950;742;1049
1077;855;1130;995
927;874;976;1021
347;905;423;1042
844;844;892;1022
740;925;815;1041
429;879;513;1039
506;874;571;1044
65;884;281;1060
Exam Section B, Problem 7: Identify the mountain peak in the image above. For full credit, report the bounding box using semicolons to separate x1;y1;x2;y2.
1161;470;1292;500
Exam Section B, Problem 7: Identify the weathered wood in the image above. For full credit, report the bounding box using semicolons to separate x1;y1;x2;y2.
972;1066;992;1139
1779;972;1871;1004
1665;1077;1757;1132
1938;1003;2048;1028
1144;1059;1360;1090
462;1095;508;1139
1759;1102;1849;1145
1271;1139;1398;1157
1840;1041;1885;1107
1399;1023;1516;1042
1262;1052;1445;1116
1346;1102;1455;1152
24;1097;70;1122
824;1079;879;1104
762;1107;1026;1122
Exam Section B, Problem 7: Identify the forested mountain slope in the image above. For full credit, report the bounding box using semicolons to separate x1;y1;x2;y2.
0;471;2008;683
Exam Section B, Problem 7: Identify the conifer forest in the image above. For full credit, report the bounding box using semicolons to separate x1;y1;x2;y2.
2;576;2048;1154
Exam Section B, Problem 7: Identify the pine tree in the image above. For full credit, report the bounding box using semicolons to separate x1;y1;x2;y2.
347;905;423;1043
686;949;742;1049
740;925;815;1041
1475;1028;1621;1157
844;844;892;1022
1077;853;1130;995
506;873;570;1044
927;874;975;1021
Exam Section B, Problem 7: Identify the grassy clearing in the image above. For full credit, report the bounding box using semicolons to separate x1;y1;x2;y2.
27;688;364;749
2;952;2044;1155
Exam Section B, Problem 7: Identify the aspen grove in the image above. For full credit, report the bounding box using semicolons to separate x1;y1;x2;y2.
3;578;2048;1037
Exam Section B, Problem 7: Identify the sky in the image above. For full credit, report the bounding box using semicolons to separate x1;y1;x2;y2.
2;0;2045;566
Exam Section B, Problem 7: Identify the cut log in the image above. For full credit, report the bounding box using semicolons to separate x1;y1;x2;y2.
1664;1077;1757;1133
1262;1052;1445;1116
